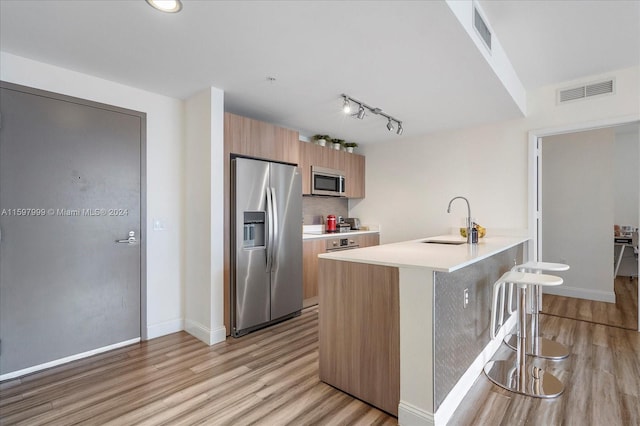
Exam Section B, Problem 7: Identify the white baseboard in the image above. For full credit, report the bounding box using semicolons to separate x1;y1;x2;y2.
146;317;184;339
210;325;227;345
397;315;516;425
0;337;140;382
542;285;615;303
433;314;516;425
398;400;435;426
185;319;227;346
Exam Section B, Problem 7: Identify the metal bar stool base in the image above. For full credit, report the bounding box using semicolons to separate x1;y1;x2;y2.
484;359;564;398
504;334;569;360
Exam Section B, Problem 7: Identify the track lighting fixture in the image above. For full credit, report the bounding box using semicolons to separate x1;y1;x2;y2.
342;97;352;114
146;0;183;13
340;94;403;136
386;119;394;131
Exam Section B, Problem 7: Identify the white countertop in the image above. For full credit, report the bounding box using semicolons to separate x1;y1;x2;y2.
318;234;529;272
303;229;380;240
302;224;380;240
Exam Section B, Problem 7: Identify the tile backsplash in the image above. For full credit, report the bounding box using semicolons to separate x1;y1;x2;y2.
302;196;348;225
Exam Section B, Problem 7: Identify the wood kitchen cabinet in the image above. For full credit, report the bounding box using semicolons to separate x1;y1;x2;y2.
342;151;365;198
303;233;380;307
302;239;326;307
299;141;338;194
299;141;365;198
225;113;299;164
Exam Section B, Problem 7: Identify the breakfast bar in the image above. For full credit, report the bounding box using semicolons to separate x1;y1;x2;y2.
318;235;529;425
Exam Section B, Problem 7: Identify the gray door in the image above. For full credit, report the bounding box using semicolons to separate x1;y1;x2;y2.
0;83;144;375
269;162;302;320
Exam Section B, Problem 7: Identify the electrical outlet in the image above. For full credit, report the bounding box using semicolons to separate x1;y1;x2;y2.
463;288;469;309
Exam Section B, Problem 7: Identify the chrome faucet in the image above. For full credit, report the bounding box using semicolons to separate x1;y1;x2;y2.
447;196;474;244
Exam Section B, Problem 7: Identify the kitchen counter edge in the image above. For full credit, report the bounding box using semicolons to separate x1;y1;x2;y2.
318;235;530;272
303;230;380;240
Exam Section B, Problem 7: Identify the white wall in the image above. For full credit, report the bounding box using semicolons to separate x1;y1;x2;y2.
184;88;226;345
350;66;640;246
541;128;615;302
614;128;640;228
0;52;184;339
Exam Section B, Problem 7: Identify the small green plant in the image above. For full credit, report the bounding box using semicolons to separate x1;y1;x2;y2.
312;134;330;141
331;138;345;145
344;142;358;148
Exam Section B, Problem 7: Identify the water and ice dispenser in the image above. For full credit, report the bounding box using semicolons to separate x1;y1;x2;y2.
243;211;265;248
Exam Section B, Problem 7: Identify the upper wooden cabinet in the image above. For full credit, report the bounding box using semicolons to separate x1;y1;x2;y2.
341;150;365;199
299;142;366;198
224;113;299;164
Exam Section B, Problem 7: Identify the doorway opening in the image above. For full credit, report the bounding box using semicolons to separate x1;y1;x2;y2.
529;118;639;331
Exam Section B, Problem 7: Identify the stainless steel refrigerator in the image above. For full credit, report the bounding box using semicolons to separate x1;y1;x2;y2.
231;157;303;337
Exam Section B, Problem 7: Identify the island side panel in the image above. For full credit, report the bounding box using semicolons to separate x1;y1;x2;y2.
318;258;400;416
433;243;524;410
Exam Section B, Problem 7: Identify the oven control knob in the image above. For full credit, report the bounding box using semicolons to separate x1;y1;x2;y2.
349;240;354;244
332;241;338;246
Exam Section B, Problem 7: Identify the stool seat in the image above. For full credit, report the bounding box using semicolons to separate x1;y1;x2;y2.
484;270;564;398
505;262;570;360
517;261;570;272
502;270;563;287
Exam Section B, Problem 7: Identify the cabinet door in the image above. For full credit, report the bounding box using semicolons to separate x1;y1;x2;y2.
344;152;365;198
355;233;380;248
225;113;299;164
303;239;326;302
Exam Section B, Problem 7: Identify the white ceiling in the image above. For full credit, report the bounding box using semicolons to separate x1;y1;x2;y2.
1;1;638;144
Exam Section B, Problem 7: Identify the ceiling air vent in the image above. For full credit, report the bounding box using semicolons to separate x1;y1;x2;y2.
558;79;615;104
473;7;491;52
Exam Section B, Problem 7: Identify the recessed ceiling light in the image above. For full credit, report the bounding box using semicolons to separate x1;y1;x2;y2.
146;0;183;13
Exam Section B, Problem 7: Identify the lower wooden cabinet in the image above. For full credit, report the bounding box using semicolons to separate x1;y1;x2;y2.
302;239;325;306
302;233;380;307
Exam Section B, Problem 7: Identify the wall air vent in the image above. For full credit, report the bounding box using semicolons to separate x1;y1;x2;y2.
473;7;492;52
557;79;615;104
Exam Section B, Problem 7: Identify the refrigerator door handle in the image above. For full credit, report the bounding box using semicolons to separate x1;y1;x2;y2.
270;187;279;270
266;187;274;272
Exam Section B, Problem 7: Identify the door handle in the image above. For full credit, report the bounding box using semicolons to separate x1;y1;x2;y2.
116;231;137;244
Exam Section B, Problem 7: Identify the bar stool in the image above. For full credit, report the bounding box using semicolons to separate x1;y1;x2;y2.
484;270;564;398
504;261;570;360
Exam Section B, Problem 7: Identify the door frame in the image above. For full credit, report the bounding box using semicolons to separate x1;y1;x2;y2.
0;81;147;342
528;114;640;332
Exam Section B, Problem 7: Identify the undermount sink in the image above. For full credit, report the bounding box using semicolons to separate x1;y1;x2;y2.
422;239;466;245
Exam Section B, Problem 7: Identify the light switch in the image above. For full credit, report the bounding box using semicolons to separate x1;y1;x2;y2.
153;219;166;231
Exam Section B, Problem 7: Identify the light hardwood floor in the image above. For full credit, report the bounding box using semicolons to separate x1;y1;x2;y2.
2;304;639;425
0;308;395;426
448;313;640;425
542;276;638;330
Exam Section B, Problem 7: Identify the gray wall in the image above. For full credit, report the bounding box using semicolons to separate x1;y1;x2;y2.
541;127;615;301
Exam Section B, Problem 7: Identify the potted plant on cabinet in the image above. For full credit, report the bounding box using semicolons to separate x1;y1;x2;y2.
344;142;358;153
312;134;330;146
331;138;344;150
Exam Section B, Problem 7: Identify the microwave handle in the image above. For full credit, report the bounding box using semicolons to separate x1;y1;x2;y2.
340;176;345;193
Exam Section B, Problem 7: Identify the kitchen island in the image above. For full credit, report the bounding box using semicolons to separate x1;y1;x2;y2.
317;234;529;425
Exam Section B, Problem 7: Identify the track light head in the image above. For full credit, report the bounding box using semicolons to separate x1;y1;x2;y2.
342;97;351;114
386;119;394;132
357;105;366;119
396;122;403;135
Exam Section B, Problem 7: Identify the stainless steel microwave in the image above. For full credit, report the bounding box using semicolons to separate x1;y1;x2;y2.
311;166;345;197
